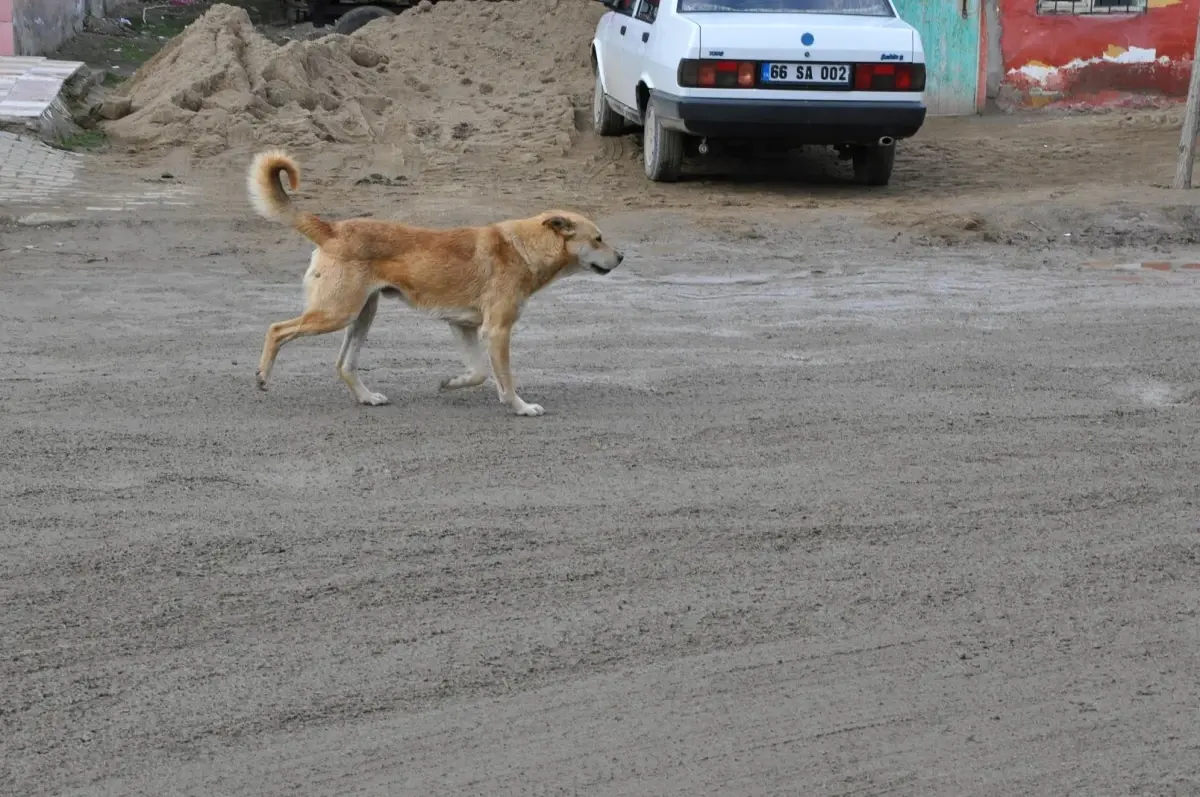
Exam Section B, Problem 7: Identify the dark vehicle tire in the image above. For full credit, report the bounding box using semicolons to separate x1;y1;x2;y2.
333;5;396;34
643;104;683;183
593;73;625;137
852;142;896;186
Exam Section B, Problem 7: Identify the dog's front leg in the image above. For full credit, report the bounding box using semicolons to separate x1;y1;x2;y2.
484;323;544;417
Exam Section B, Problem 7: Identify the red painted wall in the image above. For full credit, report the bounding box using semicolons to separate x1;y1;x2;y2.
998;0;1199;109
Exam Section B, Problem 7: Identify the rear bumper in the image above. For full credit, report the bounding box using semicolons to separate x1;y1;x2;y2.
649;92;926;144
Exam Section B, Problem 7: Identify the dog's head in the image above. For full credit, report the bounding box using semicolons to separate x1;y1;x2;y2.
538;211;624;275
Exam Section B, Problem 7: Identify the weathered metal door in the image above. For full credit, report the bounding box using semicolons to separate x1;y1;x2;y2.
892;0;981;116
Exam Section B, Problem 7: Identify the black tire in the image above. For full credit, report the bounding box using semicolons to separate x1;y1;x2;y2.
642;103;683;183
592;72;625;137
852;142;896;186
333;5;396;35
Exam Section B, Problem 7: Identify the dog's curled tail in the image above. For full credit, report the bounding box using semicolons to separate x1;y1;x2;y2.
246;149;335;247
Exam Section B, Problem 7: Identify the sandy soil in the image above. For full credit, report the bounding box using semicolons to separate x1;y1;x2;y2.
90;1;602;159
6;15;1200;793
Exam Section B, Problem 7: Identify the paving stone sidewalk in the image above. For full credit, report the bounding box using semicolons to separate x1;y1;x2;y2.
1;131;197;215
0;129;81;205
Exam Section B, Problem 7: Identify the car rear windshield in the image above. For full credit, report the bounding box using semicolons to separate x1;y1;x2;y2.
677;0;894;14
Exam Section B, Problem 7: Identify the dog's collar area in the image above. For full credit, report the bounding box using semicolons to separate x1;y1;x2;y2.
504;229;534;267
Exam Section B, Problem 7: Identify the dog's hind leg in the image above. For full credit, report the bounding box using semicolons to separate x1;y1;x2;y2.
334;291;390;406
257;309;359;390
256;267;369;391
438;323;489;392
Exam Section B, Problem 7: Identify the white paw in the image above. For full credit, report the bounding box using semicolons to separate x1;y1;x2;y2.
514;402;545;417
358;392;390;406
440;373;486;391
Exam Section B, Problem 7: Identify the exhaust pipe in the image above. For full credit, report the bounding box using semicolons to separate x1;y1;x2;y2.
878;136;895;147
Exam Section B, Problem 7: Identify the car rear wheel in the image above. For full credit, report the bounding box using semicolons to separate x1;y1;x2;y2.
592;74;625;137
643;104;683;183
852;142;896;186
333;4;396;35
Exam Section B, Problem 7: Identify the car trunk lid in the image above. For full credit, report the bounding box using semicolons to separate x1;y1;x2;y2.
693;13;914;63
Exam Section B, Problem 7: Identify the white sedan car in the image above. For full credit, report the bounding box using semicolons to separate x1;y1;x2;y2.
590;0;927;185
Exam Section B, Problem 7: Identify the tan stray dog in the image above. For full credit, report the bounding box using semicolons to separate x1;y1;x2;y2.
246;150;624;416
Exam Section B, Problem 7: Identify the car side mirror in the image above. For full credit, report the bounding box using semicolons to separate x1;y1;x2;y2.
598;0;618;7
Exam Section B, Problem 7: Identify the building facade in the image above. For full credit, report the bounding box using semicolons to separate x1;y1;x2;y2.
3;0;1197;111
997;0;1198;109
2;0;92;58
891;0;1198;114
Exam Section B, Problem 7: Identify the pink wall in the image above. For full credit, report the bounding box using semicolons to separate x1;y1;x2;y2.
0;0;14;57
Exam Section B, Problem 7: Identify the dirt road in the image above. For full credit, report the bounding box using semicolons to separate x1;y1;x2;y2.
4;104;1200;795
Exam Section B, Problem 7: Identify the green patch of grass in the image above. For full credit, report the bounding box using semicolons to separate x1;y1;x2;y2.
112;8;205;66
128;5;203;38
140;17;195;39
102;71;126;88
56;130;109;152
108;36;164;63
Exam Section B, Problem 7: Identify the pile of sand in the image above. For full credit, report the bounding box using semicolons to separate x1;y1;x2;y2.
104;0;606;163
105;5;391;154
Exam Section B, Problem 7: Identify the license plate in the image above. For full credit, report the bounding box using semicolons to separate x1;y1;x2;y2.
761;62;850;86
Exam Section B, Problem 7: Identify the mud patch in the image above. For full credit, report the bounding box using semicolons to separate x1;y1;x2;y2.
875;210;999;245
874;201;1200;250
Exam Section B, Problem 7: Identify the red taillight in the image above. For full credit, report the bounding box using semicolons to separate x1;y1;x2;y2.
854;64;872;90
738;62;755;87
680;59;924;92
854;63;925;92
679;59;758;89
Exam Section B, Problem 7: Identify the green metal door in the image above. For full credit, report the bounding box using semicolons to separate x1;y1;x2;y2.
892;0;981;116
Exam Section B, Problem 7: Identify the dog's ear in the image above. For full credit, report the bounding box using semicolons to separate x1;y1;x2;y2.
543;215;575;236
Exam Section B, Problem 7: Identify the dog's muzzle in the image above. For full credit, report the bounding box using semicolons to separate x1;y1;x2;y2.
591;250;623;275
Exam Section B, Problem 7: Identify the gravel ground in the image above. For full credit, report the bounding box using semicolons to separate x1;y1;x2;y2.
3;110;1200;795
